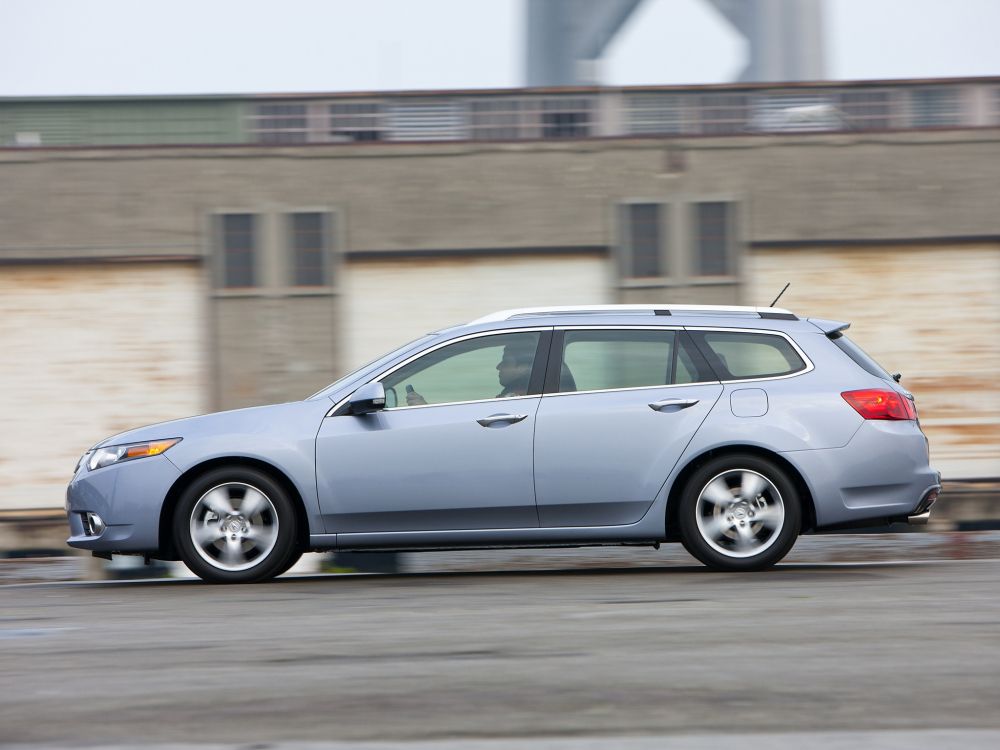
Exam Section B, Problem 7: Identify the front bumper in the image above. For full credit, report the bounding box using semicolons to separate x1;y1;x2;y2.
65;454;181;553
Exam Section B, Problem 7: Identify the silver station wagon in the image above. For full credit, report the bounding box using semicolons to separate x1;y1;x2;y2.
67;305;940;583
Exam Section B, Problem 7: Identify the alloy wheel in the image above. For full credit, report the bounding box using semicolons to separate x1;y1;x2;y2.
694;469;785;558
189;482;280;572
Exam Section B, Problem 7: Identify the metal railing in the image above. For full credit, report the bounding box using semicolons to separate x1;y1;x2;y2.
246;81;1000;144
4;78;998;148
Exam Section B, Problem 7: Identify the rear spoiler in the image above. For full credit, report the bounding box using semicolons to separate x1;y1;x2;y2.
807;318;851;336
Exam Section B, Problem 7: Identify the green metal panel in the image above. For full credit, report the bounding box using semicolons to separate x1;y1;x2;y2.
0;99;246;146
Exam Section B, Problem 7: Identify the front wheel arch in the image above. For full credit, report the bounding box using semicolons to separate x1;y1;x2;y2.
665;445;816;542
158;457;310;561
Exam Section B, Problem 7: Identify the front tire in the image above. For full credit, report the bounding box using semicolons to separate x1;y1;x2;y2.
173;467;299;583
678;454;800;571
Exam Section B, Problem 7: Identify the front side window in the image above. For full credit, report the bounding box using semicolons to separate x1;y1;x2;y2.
690;331;807;380
556;329;709;394
381;332;541;408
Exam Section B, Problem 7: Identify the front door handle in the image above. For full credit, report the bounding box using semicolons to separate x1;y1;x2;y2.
648;398;700;412
477;413;528;427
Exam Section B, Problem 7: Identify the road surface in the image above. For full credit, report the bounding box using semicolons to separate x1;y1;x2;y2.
2;557;999;748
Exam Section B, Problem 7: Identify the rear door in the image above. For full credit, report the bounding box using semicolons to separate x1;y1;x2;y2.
533;327;723;527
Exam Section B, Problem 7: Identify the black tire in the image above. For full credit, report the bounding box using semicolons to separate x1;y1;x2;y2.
678;454;801;571
271;550;304;579
173;467;299;584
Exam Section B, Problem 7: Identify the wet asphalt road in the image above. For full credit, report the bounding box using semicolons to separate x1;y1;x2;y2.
2;558;1000;747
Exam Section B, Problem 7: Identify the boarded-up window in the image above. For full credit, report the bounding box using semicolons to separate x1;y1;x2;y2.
218;214;256;288
694;202;734;276
622;203;665;278
289;212;331;287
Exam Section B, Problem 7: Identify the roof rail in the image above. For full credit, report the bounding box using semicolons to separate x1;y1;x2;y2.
470;304;797;324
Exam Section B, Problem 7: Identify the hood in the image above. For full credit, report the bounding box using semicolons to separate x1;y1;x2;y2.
92;401;309;449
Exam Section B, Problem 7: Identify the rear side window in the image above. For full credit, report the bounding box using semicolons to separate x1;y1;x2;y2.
830;333;894;382
690;330;807;380
556;329;712;393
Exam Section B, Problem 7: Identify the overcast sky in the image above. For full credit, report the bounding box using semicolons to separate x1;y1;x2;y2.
1;0;998;96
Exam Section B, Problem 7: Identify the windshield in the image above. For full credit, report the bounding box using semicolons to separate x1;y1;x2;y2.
307;334;436;400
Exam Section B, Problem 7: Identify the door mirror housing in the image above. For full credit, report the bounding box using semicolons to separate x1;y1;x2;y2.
348;382;386;415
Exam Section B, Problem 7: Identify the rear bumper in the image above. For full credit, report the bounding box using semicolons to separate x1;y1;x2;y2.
781;420;940;529
901;482;941;525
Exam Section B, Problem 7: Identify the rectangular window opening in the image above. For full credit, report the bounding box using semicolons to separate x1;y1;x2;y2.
290;212;332;287
694;202;734;277
218;213;256;289
622;203;665;279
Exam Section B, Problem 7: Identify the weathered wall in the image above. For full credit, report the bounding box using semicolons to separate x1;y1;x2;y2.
212;295;339;410
2;130;1000;261
0;263;207;510
1;129;998;514
748;243;1000;479
342;255;611;369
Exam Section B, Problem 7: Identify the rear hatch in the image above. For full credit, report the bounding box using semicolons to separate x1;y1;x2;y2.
808;317;920;420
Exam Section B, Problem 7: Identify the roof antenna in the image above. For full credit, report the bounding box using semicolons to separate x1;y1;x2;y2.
769;282;790;308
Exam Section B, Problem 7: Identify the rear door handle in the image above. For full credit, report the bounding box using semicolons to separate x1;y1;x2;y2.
648;398;700;412
477;413;528;427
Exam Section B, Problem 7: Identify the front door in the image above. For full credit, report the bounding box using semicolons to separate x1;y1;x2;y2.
315;329;549;533
533;327;722;527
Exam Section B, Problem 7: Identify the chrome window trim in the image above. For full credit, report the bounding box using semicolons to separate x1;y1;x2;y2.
327;323;812;415
683;326;815;383
327;327;551;416
543;381;718;400
361;393;540;413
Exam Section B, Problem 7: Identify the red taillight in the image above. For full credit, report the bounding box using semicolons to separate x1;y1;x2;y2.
841;389;916;420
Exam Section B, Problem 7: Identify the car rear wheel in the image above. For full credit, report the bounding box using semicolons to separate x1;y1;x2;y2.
678;454;800;571
173;467;299;583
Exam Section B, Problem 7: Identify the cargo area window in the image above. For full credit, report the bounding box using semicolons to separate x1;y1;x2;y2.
689;331;807;380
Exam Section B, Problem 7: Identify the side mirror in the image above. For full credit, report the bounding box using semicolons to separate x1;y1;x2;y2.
348;382;386;415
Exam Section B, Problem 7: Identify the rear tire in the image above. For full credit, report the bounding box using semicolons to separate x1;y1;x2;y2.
173;467;299;584
678;454;800;571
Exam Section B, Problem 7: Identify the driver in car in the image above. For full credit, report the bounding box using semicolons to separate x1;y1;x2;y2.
406;340;534;406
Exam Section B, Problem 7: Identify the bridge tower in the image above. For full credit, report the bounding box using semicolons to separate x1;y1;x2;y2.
525;0;826;86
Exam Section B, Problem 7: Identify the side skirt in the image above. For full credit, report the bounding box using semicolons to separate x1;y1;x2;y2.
309;524;665;553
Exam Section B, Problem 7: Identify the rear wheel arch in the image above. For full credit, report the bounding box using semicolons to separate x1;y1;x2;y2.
665;445;816;541
158;457;311;560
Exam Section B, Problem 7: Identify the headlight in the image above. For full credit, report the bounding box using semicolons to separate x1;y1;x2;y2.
87;438;181;471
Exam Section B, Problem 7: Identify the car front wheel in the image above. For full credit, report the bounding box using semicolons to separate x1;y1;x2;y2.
173;467;299;583
678;454;801;571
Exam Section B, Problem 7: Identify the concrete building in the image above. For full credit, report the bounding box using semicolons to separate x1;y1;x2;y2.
2;77;999;530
